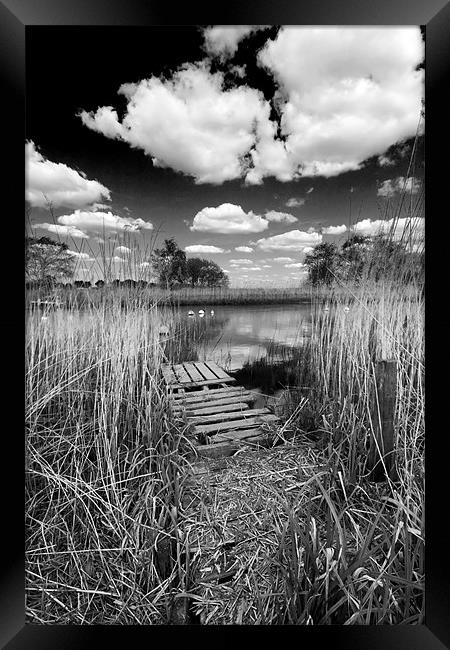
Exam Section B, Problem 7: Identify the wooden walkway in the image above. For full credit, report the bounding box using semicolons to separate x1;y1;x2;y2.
162;361;280;458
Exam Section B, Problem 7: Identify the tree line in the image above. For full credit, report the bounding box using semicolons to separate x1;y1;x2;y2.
25;236;229;289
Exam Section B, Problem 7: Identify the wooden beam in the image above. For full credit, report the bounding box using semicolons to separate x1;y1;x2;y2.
213;427;264;443
195;441;239;459
183;362;205;383
172;394;255;411
188;407;273;426
171;386;249;401
194;362;219;381
167;377;236;389
161;364;177;385
369;359;398;481
184;402;250;417
194;413;278;436
204;361;232;380
172;364;192;384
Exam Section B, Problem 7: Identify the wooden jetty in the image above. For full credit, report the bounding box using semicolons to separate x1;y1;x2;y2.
161;361;280;458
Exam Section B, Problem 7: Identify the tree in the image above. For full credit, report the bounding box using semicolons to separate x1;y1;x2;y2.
304;242;340;286
152;238;187;288
340;234;372;280
26;236;75;285
186;257;229;287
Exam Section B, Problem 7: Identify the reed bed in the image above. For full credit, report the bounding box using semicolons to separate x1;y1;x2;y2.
25;296;197;624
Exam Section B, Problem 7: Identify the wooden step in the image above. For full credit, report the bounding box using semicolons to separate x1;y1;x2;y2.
172;364;192;384
172;386;252;402
188;407;272;426
195;441;240;459
169;377;236;389
213;427;265;443
203;360;231;380
194;413;278;436
172;394;255;412
193;361;221;381
183;362;205;383
182;402;250;417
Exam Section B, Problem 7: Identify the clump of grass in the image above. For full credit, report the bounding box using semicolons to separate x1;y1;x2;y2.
25;295;196;624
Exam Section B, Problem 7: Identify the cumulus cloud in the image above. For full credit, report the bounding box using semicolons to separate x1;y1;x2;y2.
272;256;296;263
285;197;305;208
229;258;254;265
235;246;254;252
80;63;281;185
110;256;125;263
56;210;153;237
26;141;111;209
352;216;424;239
79;28;423;185
265;210;298;224
285;262;305;268
257;27;424;178
67;250;95;261
185;244;228;254
202;26;261;58
191;203;268;234
377;176;421;197
322;224;347;235
115;245;131;255
140;262;151;268
256;229;322;251
36;223;89;238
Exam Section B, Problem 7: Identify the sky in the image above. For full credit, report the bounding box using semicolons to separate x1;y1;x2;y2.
25;26;425;286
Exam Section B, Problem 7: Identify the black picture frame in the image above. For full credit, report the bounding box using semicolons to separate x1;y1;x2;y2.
2;0;448;646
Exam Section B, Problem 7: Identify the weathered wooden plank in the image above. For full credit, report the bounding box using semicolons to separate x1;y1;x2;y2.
204;361;232;380
172;386;248;401
188;407;273;426
161;364;178;385
172;394;255;411
194;362;219;381
213;427;264;443
194;413;278;436
172;364;192;384
183;362;205;383
185;402;249;417
195;441;239;459
168;377;236;389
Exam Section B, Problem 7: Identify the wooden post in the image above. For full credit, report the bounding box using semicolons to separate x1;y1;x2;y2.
369;359;398;482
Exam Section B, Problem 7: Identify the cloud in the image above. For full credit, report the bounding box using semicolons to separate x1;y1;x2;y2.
115;245;131;255
229;258;254;265
80;63;279;185
202;26;260;58
302;246;314;254
26;141;111;209
256;229;322;251
79;28;423;186
285;262;305;268
140;261;151;268
352;216;424;239
257;27;424;178
67;250;95;261
56;210;153;237
272;256;296;263
322;224;347;235
35;223;89;238
285;197;305;208
262;264;272;268
265;210;298;224
191;203;268;234
110;256;125;263
235;246;254;252
185;244;228;254
377;176;421;197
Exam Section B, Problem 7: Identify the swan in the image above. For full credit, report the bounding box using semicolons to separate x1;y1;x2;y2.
198;309;205;316
188;310;195;316
210;309;215;316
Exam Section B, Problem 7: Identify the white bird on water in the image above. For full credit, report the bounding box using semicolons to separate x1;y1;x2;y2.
344;306;350;313
198;309;205;317
210;309;215;316
188;310;195;316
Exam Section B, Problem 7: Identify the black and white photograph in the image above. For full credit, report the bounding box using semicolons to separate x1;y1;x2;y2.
22;19;429;629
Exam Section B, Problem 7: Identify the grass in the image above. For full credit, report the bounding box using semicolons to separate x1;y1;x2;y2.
26;170;424;624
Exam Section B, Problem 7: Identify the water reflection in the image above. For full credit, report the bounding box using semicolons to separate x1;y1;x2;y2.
166;303;312;371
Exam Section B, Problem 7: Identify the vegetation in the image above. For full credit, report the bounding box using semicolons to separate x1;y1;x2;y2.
26;156;424;624
26;236;75;285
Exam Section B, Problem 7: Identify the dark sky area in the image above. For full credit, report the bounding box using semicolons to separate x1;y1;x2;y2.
26;26;424;284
